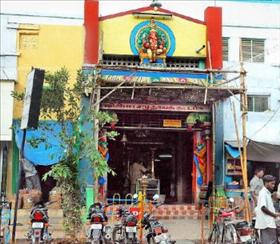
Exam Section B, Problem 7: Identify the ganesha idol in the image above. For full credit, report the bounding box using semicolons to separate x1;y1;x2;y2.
140;28;167;64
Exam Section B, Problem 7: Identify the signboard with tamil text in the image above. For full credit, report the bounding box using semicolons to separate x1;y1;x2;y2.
101;102;210;112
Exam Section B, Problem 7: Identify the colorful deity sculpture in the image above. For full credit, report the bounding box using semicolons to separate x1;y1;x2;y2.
139;19;167;64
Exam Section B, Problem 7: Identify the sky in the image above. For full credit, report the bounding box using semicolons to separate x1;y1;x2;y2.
1;0;280;28
0;1;216;19
1;1;279;17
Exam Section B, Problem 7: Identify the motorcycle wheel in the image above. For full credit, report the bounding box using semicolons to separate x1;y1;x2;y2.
146;237;156;244
124;237;139;244
90;241;102;244
31;237;40;244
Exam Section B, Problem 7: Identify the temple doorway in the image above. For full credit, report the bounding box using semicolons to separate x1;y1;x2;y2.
106;110;194;203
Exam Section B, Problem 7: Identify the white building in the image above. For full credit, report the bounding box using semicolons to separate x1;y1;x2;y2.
0;14;18;195
222;3;280;146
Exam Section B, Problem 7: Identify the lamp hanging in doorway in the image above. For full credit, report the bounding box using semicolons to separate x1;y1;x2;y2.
121;132;128;146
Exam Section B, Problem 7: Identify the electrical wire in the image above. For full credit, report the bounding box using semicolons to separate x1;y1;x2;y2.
249;105;280;138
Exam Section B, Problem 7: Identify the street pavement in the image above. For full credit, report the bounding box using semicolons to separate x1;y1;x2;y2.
161;219;209;243
15;218;208;243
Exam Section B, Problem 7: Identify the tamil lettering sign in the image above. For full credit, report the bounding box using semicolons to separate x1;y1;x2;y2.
101;102;210;112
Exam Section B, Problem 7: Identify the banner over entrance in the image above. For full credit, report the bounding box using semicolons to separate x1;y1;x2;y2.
101;102;210;112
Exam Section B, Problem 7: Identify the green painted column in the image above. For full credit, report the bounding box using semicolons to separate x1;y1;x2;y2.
82;186;95;222
198;60;205;69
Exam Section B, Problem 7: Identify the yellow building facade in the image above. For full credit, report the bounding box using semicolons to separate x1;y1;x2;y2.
14;24;84;118
9;24;84;198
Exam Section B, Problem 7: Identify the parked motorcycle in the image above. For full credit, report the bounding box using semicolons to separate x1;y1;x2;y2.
112;205;139;244
219;198;255;243
142;195;175;244
87;202;112;244
27;201;52;244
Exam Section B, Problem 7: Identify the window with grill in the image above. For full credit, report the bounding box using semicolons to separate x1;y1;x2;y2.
222;37;229;61
247;95;269;112
241;38;265;63
101;54;203;68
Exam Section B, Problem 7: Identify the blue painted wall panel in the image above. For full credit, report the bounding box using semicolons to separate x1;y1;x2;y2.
214;101;225;185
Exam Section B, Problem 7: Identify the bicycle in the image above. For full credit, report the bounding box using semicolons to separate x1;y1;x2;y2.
208;205;242;243
207;208;223;243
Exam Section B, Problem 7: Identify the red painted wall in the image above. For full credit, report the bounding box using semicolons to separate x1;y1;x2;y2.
84;0;99;64
204;7;222;69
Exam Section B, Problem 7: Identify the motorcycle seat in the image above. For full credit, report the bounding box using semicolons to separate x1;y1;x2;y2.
235;221;248;229
224;219;247;227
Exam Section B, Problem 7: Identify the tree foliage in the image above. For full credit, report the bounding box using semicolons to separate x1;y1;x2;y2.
13;67;118;238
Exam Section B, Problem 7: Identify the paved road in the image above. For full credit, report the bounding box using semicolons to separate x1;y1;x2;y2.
15;219;209;243
161;218;209;242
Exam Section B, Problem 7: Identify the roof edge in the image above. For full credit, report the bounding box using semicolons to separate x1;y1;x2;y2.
99;6;205;25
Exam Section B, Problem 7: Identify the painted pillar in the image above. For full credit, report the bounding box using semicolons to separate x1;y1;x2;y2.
84;0;99;64
192;131;202;204
204;7;222;69
206;133;212;183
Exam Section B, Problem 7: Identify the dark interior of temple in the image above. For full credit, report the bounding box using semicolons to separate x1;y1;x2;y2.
107;110;194;203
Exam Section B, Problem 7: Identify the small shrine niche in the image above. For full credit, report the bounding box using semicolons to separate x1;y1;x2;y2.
138;19;168;65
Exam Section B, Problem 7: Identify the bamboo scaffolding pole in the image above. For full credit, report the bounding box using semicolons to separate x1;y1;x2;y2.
93;83;101;202
98;84;241;91
239;39;251;222
213;75;241;87
210;103;216;226
96;64;241;74
231;101;250;221
91;80;127;108
204;41;212;105
103;125;203;131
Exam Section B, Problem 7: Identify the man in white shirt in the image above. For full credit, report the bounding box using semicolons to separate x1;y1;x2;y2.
255;175;280;244
250;168;264;206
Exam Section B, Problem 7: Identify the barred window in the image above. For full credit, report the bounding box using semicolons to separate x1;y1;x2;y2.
241;38;265;63
222;37;229;61
247;95;269;112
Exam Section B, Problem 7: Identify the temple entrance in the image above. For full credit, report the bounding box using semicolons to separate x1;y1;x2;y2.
106;110;194;203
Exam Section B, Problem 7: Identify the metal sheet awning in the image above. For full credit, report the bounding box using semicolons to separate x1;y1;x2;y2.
225;144;240;158
225;140;280;163
13;120;72;166
247;140;280;163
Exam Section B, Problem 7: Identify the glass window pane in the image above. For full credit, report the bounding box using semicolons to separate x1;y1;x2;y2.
223;37;229;61
248;96;254;111
242;39;252;62
253;39;265;62
254;96;268;112
241;38;265;63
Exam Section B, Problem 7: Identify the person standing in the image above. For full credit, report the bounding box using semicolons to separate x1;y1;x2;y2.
21;158;41;191
250;168;264;206
255;175;279;244
129;161;147;194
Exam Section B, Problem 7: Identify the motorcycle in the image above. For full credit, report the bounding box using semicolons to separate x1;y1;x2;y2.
87;202;112;244
27;201;52;244
219;198;255;243
112;205;139;244
142;195;175;244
